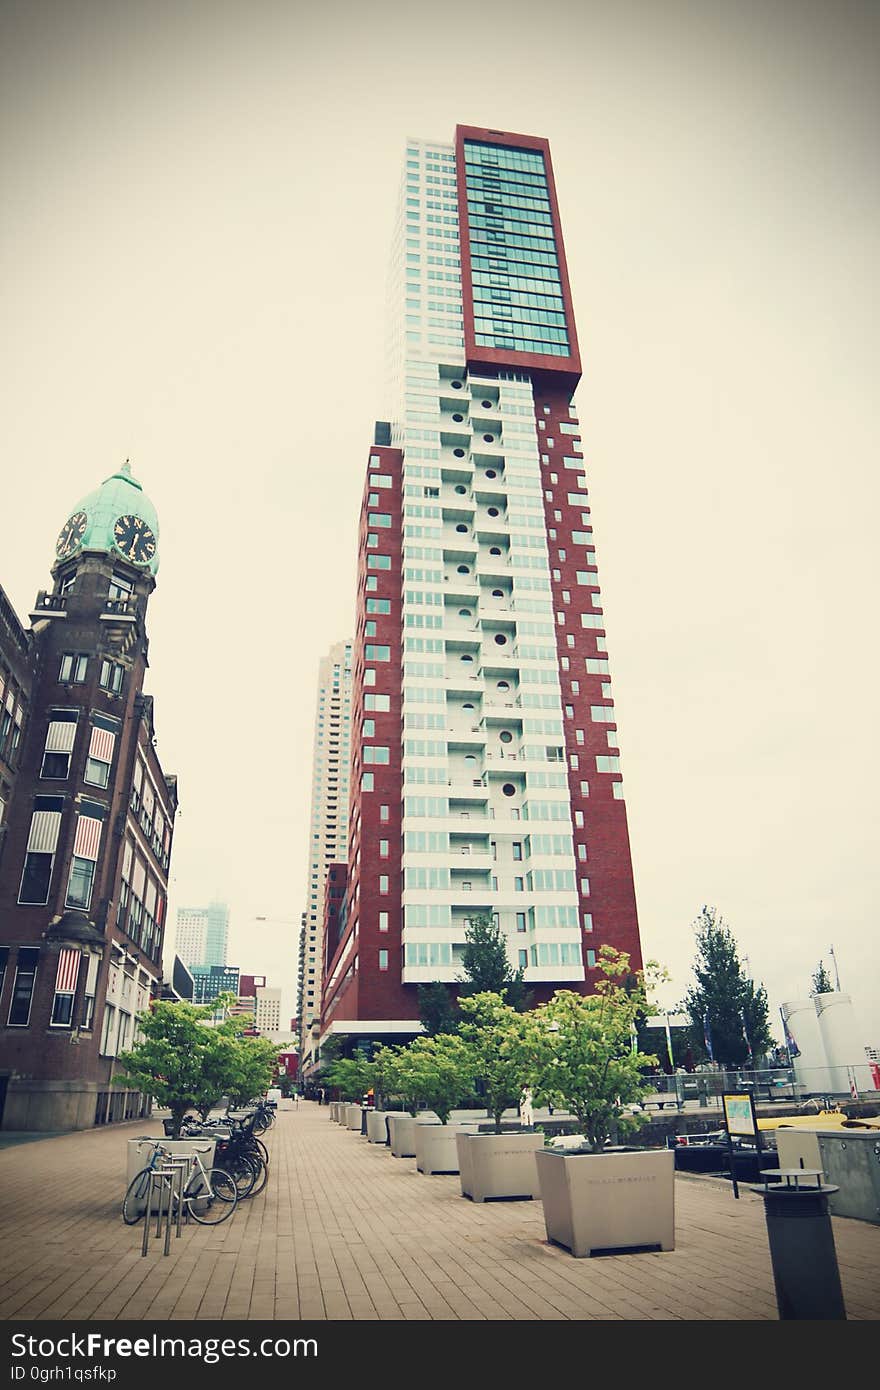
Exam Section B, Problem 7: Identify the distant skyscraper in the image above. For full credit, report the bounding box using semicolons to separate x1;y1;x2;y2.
175;901;229;971
319;126;642;1053
298;641;352;1078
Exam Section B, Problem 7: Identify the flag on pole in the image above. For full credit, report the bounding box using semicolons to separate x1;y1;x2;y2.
703;1011;714;1062
847;1067;859;1102
740;1008;753;1062
664;1013;674;1069
780;1007;800;1059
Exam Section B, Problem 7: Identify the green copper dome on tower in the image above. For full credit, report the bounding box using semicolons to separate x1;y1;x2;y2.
55;460;160;575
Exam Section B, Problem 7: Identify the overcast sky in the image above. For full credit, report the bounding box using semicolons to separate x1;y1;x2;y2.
2;0;878;1045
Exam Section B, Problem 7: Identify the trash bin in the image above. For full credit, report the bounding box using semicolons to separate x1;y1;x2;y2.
751;1169;846;1320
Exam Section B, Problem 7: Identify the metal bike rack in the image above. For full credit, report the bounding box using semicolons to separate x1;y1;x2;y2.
142;1165;178;1257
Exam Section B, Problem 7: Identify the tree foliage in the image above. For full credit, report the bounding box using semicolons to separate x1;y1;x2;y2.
457;992;537;1133
115;996;281;1137
458;913;528;1010
386;1034;475;1125
417;980;460;1037
681;906;773;1067
323;1055;374;1101
527;947;658;1152
811;961;834;996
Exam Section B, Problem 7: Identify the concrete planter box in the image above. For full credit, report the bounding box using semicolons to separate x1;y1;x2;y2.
456;1130;543;1201
387;1112;431;1157
366;1110;399;1144
125;1136;217;1217
534;1147;675;1257
346;1104;364;1131
414;1122;479;1175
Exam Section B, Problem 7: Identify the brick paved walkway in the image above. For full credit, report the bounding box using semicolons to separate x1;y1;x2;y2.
0;1104;877;1321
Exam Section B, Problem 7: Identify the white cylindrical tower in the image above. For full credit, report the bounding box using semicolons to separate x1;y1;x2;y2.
814;993;874;1095
781;998;833;1095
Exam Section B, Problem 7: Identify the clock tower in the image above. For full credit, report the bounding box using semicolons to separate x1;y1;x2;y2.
0;462;178;1132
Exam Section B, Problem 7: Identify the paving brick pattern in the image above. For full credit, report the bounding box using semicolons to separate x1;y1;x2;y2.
0;1104;877;1321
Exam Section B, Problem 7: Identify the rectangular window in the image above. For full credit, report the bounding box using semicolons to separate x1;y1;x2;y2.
379;912;389;932
516;912;527;933
100;1002;116;1055
514;877;524;892
380;804;390;822
368;513;392;528
366;598;391;614
59;653;88;683
586;949;596;968
99;659;125;693
108;571;133;601
512;842;523;860
379;875;389;893
50;947;81;1027
378;950;389;971
518;949;528;969
362;719;375;738
361;773;374;792
583;913;593;932
367;556;391;570
580;877;591;896
7;948;39;1027
579;781;590;797
66;855;97;910
365;645;391;661
363;746;390;764
379;840;389;858
365;694;391;712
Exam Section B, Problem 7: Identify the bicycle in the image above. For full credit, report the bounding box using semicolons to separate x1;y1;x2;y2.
122;1140;238;1226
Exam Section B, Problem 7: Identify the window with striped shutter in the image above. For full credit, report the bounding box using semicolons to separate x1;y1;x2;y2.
50;948;81;1027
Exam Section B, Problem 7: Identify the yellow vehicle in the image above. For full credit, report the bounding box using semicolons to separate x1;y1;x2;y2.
756;1109;880;1133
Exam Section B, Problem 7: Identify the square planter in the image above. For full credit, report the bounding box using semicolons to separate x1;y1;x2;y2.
366;1110;398;1144
387;1112;432;1157
414;1122;480;1175
346;1104;364;1131
456;1130;543;1201
534;1147;675;1257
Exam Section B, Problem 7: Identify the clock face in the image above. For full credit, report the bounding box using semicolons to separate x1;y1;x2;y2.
113;514;157;565
56;511;87;559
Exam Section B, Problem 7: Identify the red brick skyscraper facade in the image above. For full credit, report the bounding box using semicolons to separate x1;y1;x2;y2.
320;126;642;1052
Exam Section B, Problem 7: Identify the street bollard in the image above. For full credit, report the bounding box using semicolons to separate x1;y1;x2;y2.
752;1169;846;1319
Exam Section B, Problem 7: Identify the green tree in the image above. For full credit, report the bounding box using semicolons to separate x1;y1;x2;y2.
380;1047;422;1116
114;998;228;1138
324;1055;374;1101
390;1034;476;1125
417;980;460;1036
681;906;773;1067
459;913;528;1010
811;961;834;996
457;992;538;1133
527;947;659;1152
225;1035;282;1107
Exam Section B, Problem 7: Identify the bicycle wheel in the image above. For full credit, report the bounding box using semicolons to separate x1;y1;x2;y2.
219;1153;257;1198
244;1156;268;1198
185;1167;238;1225
247;1137;269;1167
122;1167;153;1225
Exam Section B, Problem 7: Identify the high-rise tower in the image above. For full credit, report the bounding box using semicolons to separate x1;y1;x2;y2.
175;901;230;971
320;126;641;1052
0;462;177;1131
298;641;353;1077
